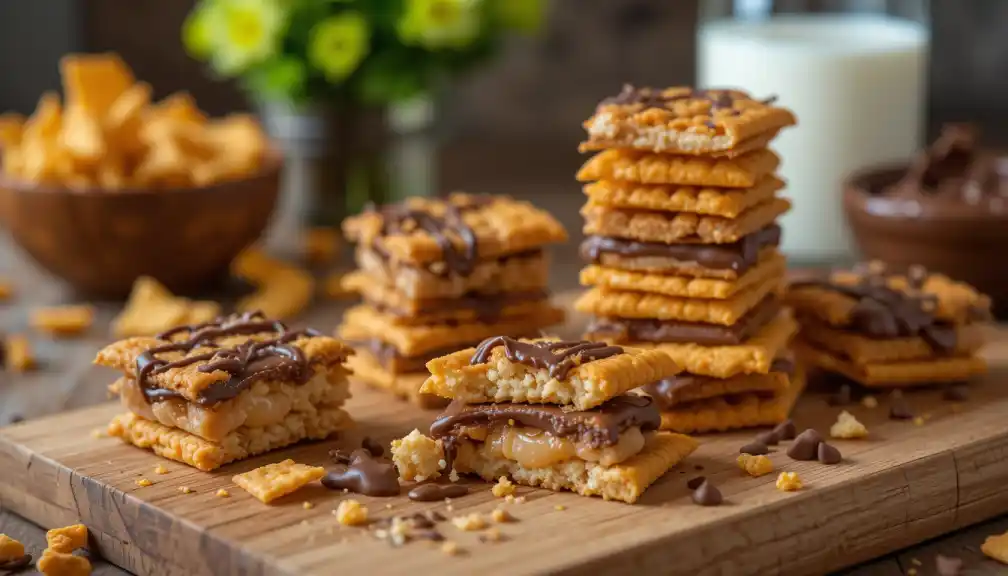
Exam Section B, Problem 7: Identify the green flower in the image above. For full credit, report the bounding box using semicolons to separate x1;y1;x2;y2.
208;0;288;76
493;0;544;33
397;0;481;50
182;0;217;61
308;12;371;82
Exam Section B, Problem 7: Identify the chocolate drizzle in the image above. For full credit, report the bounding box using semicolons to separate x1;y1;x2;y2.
791;263;958;353
580;224;780;272
134;311;320;406
367;195;494;276
470;336;623;380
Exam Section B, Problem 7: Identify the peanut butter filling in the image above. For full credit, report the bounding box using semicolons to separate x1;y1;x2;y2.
456;424;649;468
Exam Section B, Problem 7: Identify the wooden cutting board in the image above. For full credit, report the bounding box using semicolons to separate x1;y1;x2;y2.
2;320;1008;575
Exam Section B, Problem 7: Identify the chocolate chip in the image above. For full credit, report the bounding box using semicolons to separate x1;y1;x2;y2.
739;440;769;455
691;480;723;506
362;436;384;457
943;385;969;402
755;430;779;446
889;390;914;420
935;554;963;576
786;428;823;461
686;476;706;490
773;419;797;441
817;442;842;465
827;384;852;406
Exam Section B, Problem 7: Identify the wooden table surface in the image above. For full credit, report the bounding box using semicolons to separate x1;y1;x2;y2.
1;174;1006;575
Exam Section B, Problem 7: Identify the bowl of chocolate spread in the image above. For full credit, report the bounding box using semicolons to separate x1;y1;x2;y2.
844;124;1008;316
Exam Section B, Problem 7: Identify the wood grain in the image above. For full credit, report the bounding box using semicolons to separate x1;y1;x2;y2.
3;298;1008;576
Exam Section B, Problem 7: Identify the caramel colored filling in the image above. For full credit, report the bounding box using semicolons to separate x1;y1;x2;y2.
458;424;647;468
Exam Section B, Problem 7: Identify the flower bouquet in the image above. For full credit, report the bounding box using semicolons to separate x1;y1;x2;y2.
182;0;546;222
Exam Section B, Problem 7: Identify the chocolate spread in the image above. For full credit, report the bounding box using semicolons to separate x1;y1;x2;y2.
469;336;623;380
643;357;794;409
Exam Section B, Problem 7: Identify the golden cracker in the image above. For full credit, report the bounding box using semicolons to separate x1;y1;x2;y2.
338;303;565;357
580;250;786;300
617;311;798;378
423;339;682;410
794;340;986;388
799;319;985;366
659;367;805;433
452;432;698;504
584;175;783;219
232;459;326;504
582;197;791;244
577;147;780;188
575;273;782;326
343;193;567;268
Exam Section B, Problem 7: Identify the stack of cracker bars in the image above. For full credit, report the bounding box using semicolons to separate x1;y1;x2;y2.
338;193;568;407
419;336;698;503
575;85;802;433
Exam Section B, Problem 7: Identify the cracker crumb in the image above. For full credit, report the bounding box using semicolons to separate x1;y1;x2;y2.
216;489;230;498
449;469;460;483
913;416;925;426
911;558;922;566
504;494;515;504
385;503;392;510
982;531;1008;564
861;395;878;409
515;496;526;504
135;478;152;487
154;464;168;475
30;305;95;336
446;504;454;512
390;429;445;482
480;528;504;542
491;507;513;523
492;476;516;498
336;499;369;526
775;471;803;492
830;410;869;439
90;428;104;439
451;513;486;531
45;524;87;553
737;453;775;477
554;505;566;511
441;541;461;556
0;533;25;561
4;334;35;371
38;549;91;576
179;486;193;494
303;501;314;510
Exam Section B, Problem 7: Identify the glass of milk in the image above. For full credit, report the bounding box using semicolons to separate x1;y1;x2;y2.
697;0;930;265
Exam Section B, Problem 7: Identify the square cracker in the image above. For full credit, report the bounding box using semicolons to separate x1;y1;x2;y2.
95;326;351;403
645;368;790;408
577;147;780;188
794;339;986;388
575;273;783;326
580;86;796;155
347;350;449;410
354;245;550;301
340;270;549;325
342;193;567;268
799;318;985;366
232;459;326;504
582;197;791;245
107;408;352;472
452;432;698;504
338;303;565;358
583;175;784;219
580;250;786;300
619;311;798;378
787;268;992;327
422;338;682;410
658;367;805;433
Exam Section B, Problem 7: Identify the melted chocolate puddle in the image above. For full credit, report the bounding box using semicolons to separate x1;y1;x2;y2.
322;448;400;497
407;483;469;502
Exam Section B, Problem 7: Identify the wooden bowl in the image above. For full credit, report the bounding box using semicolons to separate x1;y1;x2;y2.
0;153;282;298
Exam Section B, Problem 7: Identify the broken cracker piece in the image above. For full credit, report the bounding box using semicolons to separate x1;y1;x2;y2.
390;429;445;482
336;499;368;526
38;548;91;576
491;507;513;523
737;453;774;477
492;476;516;498
111;276;221;337
46;524;88;553
232;459;325;504
830;410;868;439
775;471;802;492
982;531;1008;564
0;534;25;562
30;305;94;336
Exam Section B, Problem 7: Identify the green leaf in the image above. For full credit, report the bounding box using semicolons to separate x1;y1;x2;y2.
354;48;428;104
243;56;308;102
